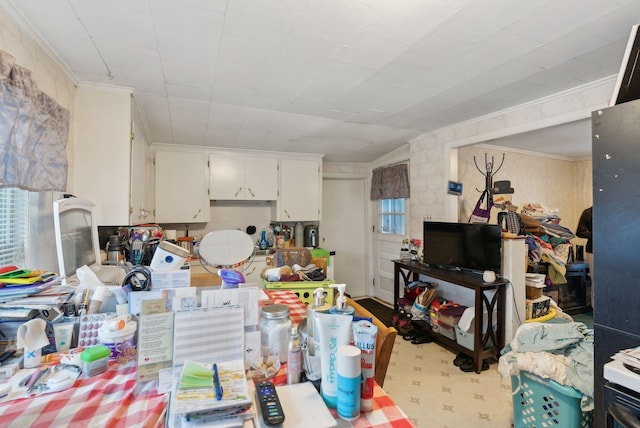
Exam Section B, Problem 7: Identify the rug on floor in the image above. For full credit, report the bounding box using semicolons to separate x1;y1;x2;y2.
354;297;394;327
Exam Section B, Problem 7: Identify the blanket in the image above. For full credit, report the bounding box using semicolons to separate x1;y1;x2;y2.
499;322;594;411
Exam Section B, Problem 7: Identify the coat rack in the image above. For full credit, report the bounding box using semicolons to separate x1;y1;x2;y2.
474;153;505;195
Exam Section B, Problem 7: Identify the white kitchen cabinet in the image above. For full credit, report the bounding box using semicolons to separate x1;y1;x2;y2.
155;151;210;223
74;84;154;225
277;158;322;221
74;84;143;225
210;154;278;200
241;256;267;284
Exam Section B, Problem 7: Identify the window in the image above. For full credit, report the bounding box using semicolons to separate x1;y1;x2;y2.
0;188;28;267
378;198;406;235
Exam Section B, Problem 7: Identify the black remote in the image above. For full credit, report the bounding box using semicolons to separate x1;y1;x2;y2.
255;380;285;426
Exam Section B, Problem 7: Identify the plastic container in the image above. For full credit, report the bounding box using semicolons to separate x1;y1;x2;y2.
511;371;593;428
263;279;335;306
98;320;137;363
81;344;111;377
439;306;467;328
454;324;495;350
438;322;456;340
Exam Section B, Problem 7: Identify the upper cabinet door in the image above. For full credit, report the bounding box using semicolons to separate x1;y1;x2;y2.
278;158;321;221
155;151;209;223
210;154;278;200
244;157;278;200
210;154;245;200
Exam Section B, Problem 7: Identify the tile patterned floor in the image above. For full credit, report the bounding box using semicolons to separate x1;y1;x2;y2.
383;336;515;428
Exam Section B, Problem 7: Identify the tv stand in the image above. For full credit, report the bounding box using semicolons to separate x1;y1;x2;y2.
393;260;507;374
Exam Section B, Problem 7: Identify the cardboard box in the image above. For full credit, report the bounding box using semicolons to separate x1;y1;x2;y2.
151;266;191;289
526;296;551;320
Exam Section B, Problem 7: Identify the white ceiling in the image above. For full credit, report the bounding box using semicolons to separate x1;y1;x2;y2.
5;0;638;161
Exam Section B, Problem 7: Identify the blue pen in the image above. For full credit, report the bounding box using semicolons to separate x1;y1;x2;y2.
213;363;223;401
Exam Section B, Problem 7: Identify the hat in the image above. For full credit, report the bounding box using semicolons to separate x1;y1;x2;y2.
493;180;514;194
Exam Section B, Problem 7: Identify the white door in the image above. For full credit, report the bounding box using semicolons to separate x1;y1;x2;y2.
374;199;410;304
322;179;367;297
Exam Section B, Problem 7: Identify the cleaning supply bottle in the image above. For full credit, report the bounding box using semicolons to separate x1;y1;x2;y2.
258;229;269;250
329;284;355;315
218;269;245;288
287;326;301;384
307;287;331;338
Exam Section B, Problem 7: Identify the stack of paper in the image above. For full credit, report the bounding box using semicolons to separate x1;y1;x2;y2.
170;359;253;424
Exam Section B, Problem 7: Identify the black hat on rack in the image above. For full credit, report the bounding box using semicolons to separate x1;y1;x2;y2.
493;180;514;194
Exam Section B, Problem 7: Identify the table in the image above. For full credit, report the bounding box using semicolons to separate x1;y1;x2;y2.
393;260;507;373
0;289;413;428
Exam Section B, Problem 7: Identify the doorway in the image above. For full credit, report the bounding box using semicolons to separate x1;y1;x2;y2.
321;179;367;297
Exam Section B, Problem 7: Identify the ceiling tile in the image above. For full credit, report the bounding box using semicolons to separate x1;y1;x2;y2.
168;98;210;124
8;0;636;161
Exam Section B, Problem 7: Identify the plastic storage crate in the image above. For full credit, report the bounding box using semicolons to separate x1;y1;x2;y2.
511;371;593;428
263;280;335;305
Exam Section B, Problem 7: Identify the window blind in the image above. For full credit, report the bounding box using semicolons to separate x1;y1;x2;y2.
0;188;28;267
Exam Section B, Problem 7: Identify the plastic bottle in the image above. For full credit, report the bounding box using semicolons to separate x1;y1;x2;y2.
336;345;361;420
329;284;355;315
258;229;269;250
287;326;302;385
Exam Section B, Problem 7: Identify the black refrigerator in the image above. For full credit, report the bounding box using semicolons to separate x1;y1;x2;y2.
592;98;640;426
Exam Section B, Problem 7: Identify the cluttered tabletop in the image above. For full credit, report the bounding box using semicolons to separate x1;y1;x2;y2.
0;259;413;428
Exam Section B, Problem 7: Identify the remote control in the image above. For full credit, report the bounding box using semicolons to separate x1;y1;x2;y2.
255;380;285;426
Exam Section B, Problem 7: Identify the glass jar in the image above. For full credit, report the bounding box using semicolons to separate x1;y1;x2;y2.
259;304;292;363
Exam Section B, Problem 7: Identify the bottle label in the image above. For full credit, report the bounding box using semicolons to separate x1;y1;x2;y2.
287;348;301;373
337;374;361;419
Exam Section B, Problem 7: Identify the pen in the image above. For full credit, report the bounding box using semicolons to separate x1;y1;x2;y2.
213;363;223;401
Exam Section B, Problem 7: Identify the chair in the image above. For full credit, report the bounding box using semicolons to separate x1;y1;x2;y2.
346;297;397;388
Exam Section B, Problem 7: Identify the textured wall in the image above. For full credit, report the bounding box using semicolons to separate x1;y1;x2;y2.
457;145;592;236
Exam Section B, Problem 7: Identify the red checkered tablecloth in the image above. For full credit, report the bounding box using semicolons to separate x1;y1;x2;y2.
0;290;414;428
0;363;166;428
267;289;307;324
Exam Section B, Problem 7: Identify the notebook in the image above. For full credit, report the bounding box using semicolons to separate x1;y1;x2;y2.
52;197;125;286
255;382;336;428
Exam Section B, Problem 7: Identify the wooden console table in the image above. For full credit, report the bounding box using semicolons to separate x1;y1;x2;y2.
393;260;507;373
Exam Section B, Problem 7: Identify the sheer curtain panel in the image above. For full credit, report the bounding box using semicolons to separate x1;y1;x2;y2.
0;49;70;191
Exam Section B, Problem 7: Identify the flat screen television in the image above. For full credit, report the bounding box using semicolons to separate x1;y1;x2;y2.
423;221;502;274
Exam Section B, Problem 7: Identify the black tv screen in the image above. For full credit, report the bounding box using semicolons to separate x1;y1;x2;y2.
423;221;502;274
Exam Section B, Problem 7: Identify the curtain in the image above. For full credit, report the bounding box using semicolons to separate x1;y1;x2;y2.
0;49;69;191
370;163;410;200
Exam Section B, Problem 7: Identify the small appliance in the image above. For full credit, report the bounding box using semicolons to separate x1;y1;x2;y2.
304;225;319;248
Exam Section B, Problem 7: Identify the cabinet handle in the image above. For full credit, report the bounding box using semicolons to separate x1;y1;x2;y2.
193;209;202;220
247;267;256;275
234;187;243;197
284;209;291;219
248;188;255;197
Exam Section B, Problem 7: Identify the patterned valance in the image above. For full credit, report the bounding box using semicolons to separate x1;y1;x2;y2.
370;163;410;200
0;49;69;191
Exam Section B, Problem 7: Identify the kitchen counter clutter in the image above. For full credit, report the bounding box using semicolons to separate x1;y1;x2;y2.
262;247;335;305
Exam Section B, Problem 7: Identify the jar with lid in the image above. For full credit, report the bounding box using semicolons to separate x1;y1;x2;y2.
259;304;292;363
